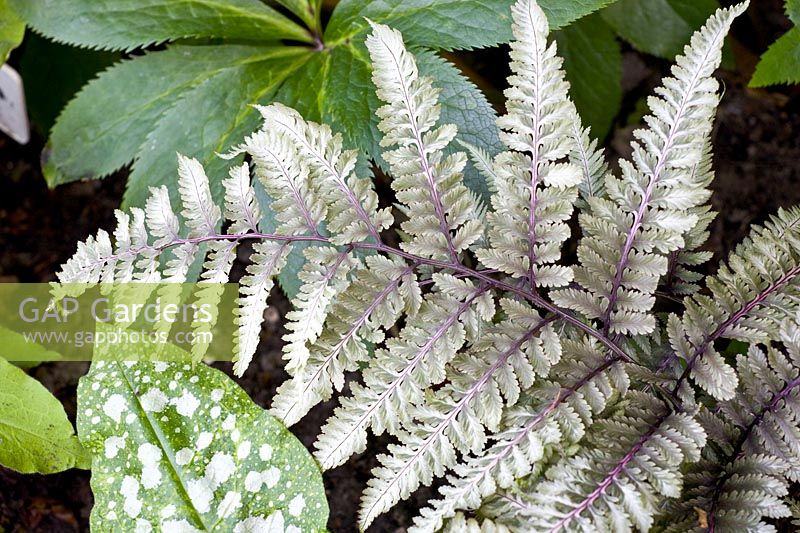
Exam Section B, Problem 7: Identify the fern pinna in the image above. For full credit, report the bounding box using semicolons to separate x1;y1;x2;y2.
58;0;800;530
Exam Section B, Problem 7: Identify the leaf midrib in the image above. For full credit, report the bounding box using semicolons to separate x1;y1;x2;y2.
116;361;212;532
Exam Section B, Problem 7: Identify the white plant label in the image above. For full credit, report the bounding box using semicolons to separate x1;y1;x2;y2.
0;64;30;145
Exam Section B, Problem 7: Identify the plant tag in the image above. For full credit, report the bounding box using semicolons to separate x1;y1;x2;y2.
0;64;30;145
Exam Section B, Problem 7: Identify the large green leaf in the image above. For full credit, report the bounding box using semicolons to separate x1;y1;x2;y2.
77;355;328;531
9;0;312;50
276;51;332;123
123;48;311;207
555;12;622;138
0;356;89;474
19;34;119;135
325;0;516;50
323;43;383;158
0;0;24;62
602;0;719;59
750;27;800;87
44;45;305;188
38;0;610;194
325;0;616;50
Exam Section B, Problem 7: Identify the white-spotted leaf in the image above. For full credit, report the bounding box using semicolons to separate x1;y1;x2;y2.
77;356;328;532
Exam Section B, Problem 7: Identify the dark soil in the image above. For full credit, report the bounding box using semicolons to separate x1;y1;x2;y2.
2;2;800;531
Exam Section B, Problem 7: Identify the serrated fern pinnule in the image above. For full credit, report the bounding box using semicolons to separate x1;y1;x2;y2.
254;102;393;244
53;0;800;530
224;129;324;237
661;136;716;296
520;393;707;532
412;338;629;532
314;278;493;476
568;113;609;205
270;256;421;426
353;303;559;529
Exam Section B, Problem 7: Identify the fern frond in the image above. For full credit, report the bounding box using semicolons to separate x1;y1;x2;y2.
660;319;800;532
314;278;491;482
176;154;221;238
55;2;782;531
143;185;180;281
553;3;747;335
222;162;261;236
669;206;800;400
224;129;324;236
233;241;289;375
476;0;580;286
568;114;609;204
357;302;558;530
459;140;499;186
662;136;716;296
520;392;706;532
366;22;484;262
57;228;117;289
111;210;136;282
128;207;160;283
442;513;512;533
198;161;262;286
411;337;627;532
281;247;357;374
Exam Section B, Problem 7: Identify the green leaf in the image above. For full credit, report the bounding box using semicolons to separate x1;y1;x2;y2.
276;51;332;123
539;0;620;29
0;356;89;474
323;43;383;158
275;0;322;32
602;0;719;59
556;12;622;138
750;27;800;87
122;48;310;208
77;355;328;531
9;0;312;51
0;0;24;62
789;0;800;25
325;0;515;50
19;34;119;134
44;45;305;189
325;0;616;50
0;325;62;366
